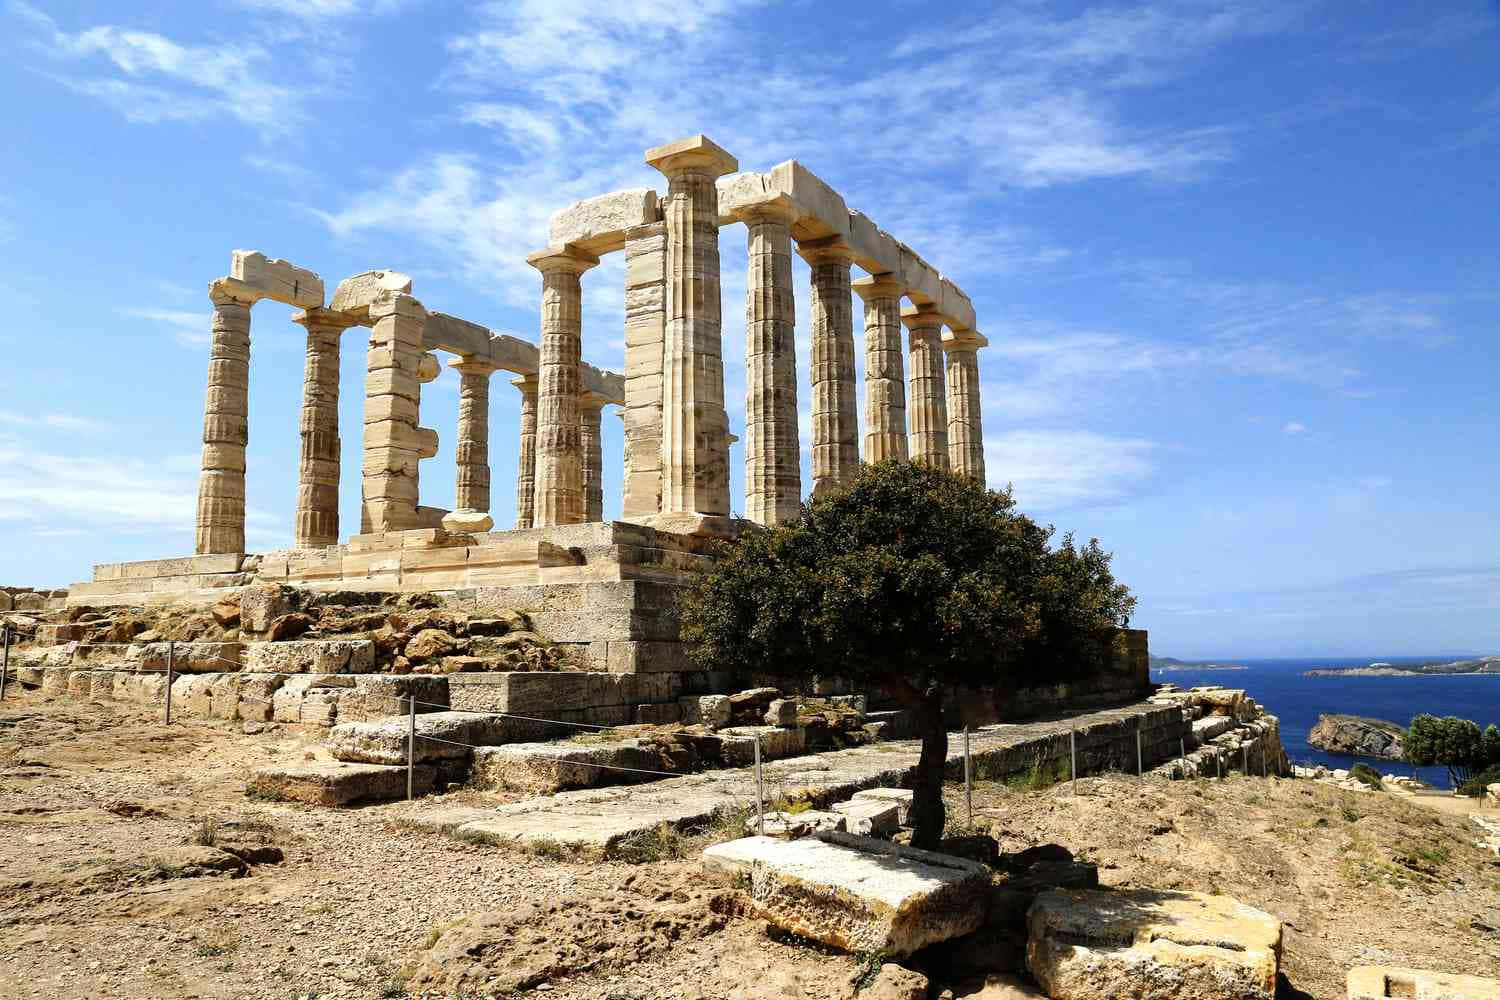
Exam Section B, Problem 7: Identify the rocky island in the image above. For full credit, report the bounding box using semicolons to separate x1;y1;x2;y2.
1149;654;1247;671
1305;656;1500;677
1307;713;1406;760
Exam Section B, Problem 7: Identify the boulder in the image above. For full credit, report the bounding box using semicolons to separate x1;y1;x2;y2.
764;698;798;727
441;509;494;534
854;787;914;825
405;628;458;661
680;694;732;728
953;974;1045;999
702;832;989;957
832;798;901;837
241;585;296;633
863;963;928;1000
1348;966;1500;1000
1307;714;1405;760
1027;888;1282;1000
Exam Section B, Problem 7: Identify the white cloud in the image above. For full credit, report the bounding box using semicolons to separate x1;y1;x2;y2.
985;429;1157;511
0;411;108;432
120;306;212;348
1282;421;1307;435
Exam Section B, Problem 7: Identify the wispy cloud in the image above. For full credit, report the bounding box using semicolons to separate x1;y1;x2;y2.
985;429;1157;511
1282;421;1307;435
0;411;108;433
120;306;211;347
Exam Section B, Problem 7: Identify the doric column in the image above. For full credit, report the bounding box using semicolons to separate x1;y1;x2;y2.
943;330;988;482
853;274;908;465
579;393;606;522
902;306;950;470
195;279;255;554
512;374;538;529
742;197;801;525
450;356;499;514
621;222;667;518
361;291;427;533
290;309;354;548
526;246;599;527
799;237;860;498
646;135;738;516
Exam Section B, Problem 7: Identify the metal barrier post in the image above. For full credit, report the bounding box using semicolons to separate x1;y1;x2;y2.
407;695;416;802
1261;745;1267;778
1135;729;1142;780
1216;751;1222;780
1179;738;1187;780
1242;744;1248;776
165;640;174;725
754;734;764;836
1069;723;1077;794
963;726;973;828
1;625;10;701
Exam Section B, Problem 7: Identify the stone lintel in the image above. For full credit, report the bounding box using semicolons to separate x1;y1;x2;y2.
796;234;858;266
852;273;907;301
230;250;324;309
765;160;850;243
329;269;413;320
847;210;902;276
588;370;625;406
424;311;492;359
939;277;977;331
208;276;261;307
645;134;738;177
488;334;540;375
548;188;661;256
900;303;955;330
898;243;943;306
942;328;988;351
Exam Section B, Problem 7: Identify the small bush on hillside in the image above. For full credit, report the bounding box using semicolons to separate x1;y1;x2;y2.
1349;763;1384;790
1457;764;1500;798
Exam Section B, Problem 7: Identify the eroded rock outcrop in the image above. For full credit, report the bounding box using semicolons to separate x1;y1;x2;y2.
1307;713;1405;760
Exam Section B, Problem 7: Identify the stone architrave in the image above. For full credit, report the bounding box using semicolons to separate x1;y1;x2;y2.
646;134;738;516
621;222;667;518
291;308;354;548
579;392;606;522
742;198;801;525
943;329;987;482
902;306;950;470
800;237;860;497
512;375;538;529
450;356;499;515
362;292;427;533
195;278;256;555
853;273;908;465
526;246;599;527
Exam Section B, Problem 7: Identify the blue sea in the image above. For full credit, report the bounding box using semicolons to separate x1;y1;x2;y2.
1152;657;1500;788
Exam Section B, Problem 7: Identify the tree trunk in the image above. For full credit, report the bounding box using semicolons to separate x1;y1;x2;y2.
909;692;948;850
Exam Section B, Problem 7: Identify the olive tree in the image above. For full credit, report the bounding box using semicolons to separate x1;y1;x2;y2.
680;461;1136;849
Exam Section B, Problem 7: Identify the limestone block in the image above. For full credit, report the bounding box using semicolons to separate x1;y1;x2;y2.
330;269;412;318
764;160;850;241
13;592;46;611
416;353;441;383
830;694;868;715
246;760;436;806
236;674;286;722
241;584;294;633
764;698;798;727
898;244;942;306
442;509;494;534
230;250;323;309
0;590;11;611
1026;889;1282;1000
747;810;847;839
634;702;682;725
715;171;773;223
241;640;375;674
679;694;732;728
41;668;71;697
173;674;217;716
328;711;498;765
939;277;976;331
853;788;914;825
487;333;539;374
549;188;660;255
1348;966;1500;999
847;210;901;276
831;798;901;837
470;741;663;794
300;691;340;727
719;725;806;764
702;833;989;956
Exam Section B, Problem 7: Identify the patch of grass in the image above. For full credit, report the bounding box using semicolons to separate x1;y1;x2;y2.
1340;804;1362;823
189;816;220;847
377;982;408;998
526;837;574;861
450;828;503;848
144;857;182;879
1350;763;1384;790
193;931;240;958
684;803;754;847
244;781;290;803
611;823;688;864
421;917;468;951
850;951;888;993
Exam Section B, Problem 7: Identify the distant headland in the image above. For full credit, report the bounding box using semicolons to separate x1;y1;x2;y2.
1150;655;1248;672
1304;656;1500;677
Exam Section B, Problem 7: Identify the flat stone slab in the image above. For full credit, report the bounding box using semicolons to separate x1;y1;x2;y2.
853;787;914;824
247;761;435;806
702;832;988;956
328;711;506;765
242;640;375;674
469;741;665;794
745;809;846;839
1027;888;1282;1000
1348;966;1500;1000
832;798;901;836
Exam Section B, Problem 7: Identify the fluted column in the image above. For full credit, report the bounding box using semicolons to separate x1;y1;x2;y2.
944;330;988;482
800;237;860;497
902;306;949;470
195;279;255;554
646;135;738;516
853;274;908;465
361;292;428;533
526;247;598;527
291;309;353;548
743;198;801;525
579;393;606;522
451;357;499;513
512;374;538;529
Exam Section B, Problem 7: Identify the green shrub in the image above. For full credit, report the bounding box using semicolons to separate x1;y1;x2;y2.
1349;763;1383;790
1457;763;1500;797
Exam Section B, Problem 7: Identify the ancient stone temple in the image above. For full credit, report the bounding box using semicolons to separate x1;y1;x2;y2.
67;134;993;674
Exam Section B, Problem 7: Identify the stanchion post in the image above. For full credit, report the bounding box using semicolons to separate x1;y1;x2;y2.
407;695;416;802
1242;744;1249;776
1135;729;1142;780
165;640;174;725
1179;738;1187;781
754;734;764;836
1261;744;1267;778
1069;723;1077;794
1217;751;1222;780
1;625;10;701
963;726;973;828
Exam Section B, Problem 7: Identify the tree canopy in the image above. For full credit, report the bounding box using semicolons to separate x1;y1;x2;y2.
1405;714;1500;787
680;460;1136;847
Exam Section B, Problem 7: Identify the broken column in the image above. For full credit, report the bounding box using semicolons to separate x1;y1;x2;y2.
450;356;498;515
742;197;802;525
853;274;908;464
579;391;606;522
646;134;738;516
801;237;861;497
526;246;598;527
195;279;255;554
291;308;353;548
512;374;538;530
903;306;950;470
361;292;427;533
943;330;987;482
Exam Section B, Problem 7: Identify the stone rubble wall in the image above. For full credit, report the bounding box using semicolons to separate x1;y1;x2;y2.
1145;685;1291;778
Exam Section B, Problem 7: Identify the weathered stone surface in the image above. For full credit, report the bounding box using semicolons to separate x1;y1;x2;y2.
702;832;988;956
764;698;798;727
954;974;1046;999
230;250;322;308
1026;889;1282;1000
853;787;914;825
241;585;295;633
549;188;659;256
1347;966;1500;1000
1307;713;1405;760
680;694;731;728
745;809;846;839
862;963;928;1000
405;629;457;662
247;761;435;806
470;741;663;794
441;509;493;534
328;711;505;765
242;640;374;674
329;268;412;317
832;798;900;836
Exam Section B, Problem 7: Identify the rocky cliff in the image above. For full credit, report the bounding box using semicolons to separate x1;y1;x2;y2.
1307;713;1405;760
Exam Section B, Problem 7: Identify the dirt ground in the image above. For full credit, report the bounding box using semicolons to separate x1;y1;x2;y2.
2;693;1499;1000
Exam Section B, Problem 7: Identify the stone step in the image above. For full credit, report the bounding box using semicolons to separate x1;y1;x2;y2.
246;761;441;806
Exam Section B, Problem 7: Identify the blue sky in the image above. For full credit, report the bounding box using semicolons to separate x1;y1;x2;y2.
0;1;1495;659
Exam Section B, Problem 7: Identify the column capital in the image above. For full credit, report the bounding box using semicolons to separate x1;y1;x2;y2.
511;372;539;392
208;276;260;307
577;390;608;412
732;192;798;227
292;307;359;333
526;245;600;275
900;303;955;331
796;235;858;267
942;328;989;351
645;134;738;178
447;355;500;378
852;272;907;302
